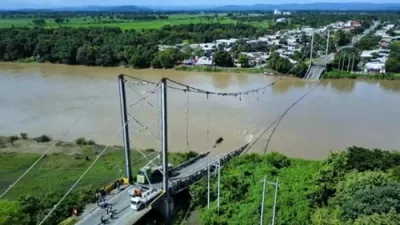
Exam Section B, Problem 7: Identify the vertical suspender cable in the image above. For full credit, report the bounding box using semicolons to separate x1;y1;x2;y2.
186;88;190;149
206;93;210;151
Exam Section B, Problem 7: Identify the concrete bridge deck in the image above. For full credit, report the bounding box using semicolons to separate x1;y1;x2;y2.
75;143;249;225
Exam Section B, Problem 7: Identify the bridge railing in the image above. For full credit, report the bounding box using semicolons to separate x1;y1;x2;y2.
170;151;210;174
168;143;249;194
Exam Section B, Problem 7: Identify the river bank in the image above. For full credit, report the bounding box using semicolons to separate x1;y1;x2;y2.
8;60;400;81
323;70;400;80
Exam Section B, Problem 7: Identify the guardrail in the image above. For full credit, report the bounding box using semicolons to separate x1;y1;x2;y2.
169;143;249;194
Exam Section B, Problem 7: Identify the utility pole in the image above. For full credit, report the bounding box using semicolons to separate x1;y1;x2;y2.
160;78;169;195
260;176;266;225
271;179;279;225
217;158;221;211
310;29;315;67
207;155;210;209
351;54;355;73
325;30;330;71
118;74;132;183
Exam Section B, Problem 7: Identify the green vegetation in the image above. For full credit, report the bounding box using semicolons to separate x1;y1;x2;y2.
386;41;400;73
187;147;400;225
175;65;271;74
0;14;237;30
324;71;400;80
0;23;267;68
74;137;95;146
355;35;381;50
0;135;195;225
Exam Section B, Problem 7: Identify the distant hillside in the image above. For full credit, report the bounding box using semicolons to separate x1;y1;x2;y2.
211;3;400;11
2;5;152;12
2;3;400;12
60;5;152;12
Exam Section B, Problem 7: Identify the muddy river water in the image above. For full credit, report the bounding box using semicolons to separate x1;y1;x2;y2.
1;62;399;159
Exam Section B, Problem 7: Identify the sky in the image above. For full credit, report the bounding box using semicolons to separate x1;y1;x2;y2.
3;0;399;8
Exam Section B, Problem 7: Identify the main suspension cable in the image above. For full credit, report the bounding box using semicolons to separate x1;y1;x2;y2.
38;118;132;225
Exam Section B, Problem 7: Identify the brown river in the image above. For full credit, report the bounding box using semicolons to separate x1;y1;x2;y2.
1;62;399;159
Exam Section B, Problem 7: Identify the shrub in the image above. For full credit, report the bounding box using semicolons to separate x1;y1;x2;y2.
75;137;87;145
20;133;28;140
8;135;19;145
86;139;95;145
266;152;291;169
34;135;52;143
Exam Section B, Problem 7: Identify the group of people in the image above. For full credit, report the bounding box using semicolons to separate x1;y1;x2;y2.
100;205;115;224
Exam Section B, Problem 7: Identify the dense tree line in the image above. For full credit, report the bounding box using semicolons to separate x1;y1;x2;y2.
0;23;267;68
0;11;174;19
355;35;381;50
386;41;400;73
332;48;361;72
229;12;398;28
0;185;98;225
189;147;400;225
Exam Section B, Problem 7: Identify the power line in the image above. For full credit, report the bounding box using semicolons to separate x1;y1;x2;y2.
0;78;114;199
38;118;132;225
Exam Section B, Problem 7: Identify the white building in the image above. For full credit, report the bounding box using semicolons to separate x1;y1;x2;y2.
276;18;288;23
364;62;386;74
274;9;282;15
196;56;213;66
215;38;238;47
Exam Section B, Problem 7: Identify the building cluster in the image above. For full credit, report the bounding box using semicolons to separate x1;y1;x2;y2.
330;20;362;32
158;25;330;68
273;9;291;16
158;19;398;75
361;24;400;74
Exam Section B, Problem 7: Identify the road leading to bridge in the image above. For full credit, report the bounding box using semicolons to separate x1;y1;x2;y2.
76;143;248;225
75;186;158;225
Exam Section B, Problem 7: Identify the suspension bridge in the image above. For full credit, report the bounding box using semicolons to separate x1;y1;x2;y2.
0;27;341;225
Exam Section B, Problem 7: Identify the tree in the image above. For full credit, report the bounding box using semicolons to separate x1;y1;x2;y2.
334;30;352;47
238;54;250;68
353;209;400;225
386;41;400;73
332;171;390;205
157;48;183;69
294;61;308;78
130;53;146;69
0;200;28;225
54;18;64;26
341;184;400;220
32;18;46;27
355;35;380;50
182;46;193;59
213;50;234;67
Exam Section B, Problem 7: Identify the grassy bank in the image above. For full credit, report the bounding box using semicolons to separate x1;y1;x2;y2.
0;135;194;198
175;65;275;74
324;70;400;80
0;16;237;30
186;147;400;225
0;134;198;225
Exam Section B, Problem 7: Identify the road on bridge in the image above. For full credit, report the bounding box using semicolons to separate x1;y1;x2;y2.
75;186;157;225
75;154;220;225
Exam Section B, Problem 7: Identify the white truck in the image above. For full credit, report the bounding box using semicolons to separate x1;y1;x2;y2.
129;187;161;211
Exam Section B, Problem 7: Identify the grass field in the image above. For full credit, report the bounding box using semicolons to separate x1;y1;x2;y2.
0;136;195;199
0;14;270;30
